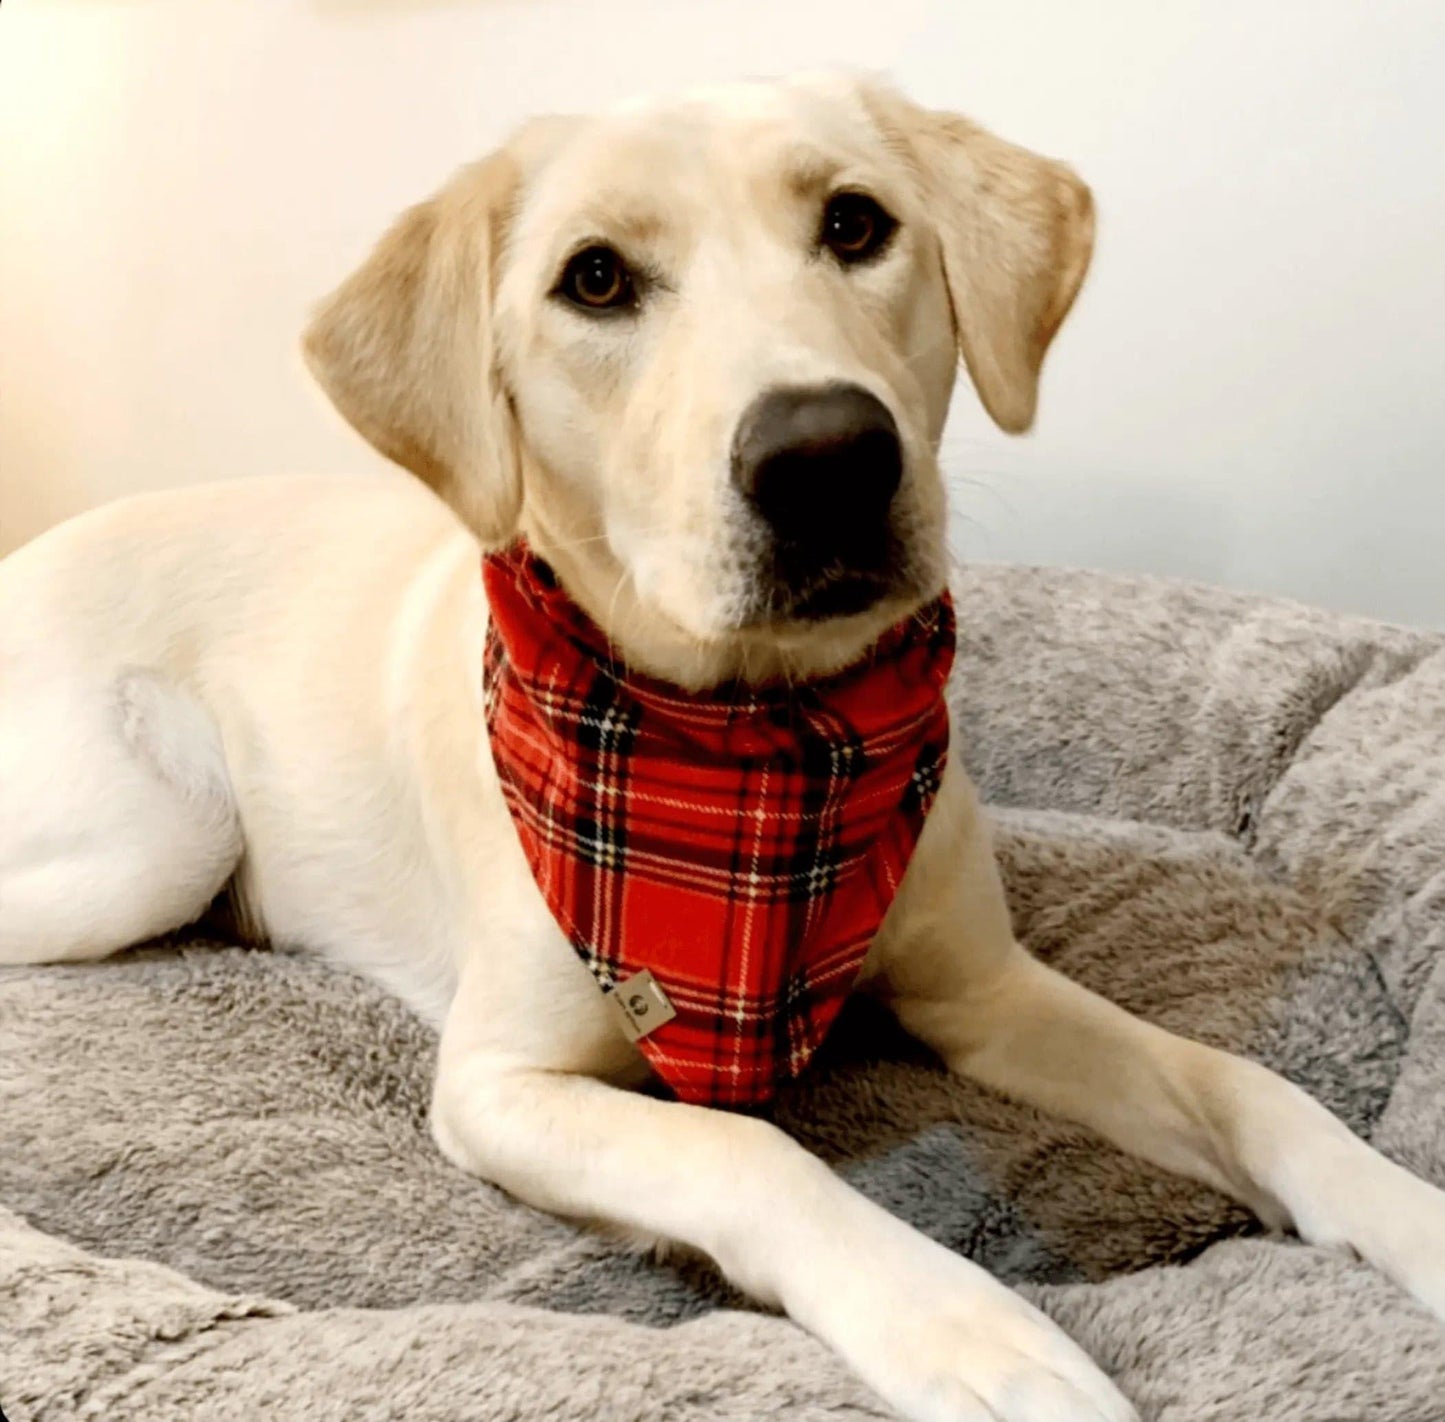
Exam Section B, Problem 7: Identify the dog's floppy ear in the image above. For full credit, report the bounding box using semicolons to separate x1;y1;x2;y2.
303;149;523;546
868;86;1094;433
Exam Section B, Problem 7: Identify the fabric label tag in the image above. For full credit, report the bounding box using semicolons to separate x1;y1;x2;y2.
607;969;677;1042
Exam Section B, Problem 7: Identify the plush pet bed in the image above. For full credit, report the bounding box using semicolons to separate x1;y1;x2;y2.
4;564;1444;1422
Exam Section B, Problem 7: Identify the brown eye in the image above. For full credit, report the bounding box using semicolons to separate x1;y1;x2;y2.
558;245;635;311
821;192;896;264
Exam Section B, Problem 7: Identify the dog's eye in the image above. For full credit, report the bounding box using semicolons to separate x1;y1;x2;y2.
557;245;636;311
821;192;897;264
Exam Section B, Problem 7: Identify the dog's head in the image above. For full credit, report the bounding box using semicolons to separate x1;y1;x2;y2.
304;75;1092;685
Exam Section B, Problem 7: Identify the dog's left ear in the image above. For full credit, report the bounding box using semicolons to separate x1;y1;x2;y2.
866;86;1094;434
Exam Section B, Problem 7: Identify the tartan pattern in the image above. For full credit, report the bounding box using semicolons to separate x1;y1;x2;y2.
482;545;955;1108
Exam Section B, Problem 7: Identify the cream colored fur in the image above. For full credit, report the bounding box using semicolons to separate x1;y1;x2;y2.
3;75;1443;1422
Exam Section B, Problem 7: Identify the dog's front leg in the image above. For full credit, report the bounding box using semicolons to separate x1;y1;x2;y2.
432;956;1136;1422
882;766;1445;1323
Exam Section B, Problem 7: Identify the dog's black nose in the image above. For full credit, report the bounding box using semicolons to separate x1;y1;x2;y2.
732;384;902;551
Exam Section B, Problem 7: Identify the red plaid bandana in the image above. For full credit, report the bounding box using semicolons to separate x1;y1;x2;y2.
482;544;955;1108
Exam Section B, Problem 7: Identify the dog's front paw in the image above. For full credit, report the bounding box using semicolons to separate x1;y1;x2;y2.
866;1310;1137;1422
1292;1146;1445;1324
811;1242;1136;1422
1363;1167;1445;1322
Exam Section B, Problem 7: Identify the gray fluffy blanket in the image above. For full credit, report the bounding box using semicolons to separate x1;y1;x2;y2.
4;565;1445;1421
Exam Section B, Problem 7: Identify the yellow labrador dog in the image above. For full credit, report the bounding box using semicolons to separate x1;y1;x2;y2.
3;74;1443;1422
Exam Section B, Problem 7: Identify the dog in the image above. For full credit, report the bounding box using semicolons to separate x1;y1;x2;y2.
3;73;1443;1422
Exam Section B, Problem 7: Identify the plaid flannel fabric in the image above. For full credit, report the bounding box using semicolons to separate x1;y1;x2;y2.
482;545;955;1108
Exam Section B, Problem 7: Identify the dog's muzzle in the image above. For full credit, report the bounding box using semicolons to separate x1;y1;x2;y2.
731;382;905;621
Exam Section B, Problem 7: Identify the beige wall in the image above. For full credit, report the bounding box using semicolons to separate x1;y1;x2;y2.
3;0;1443;625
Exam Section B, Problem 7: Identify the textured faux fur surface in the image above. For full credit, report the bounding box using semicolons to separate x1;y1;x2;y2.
4;563;1444;1421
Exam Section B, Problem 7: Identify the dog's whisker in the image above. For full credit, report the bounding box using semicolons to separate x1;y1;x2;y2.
533;525;669;558
602;563;636;680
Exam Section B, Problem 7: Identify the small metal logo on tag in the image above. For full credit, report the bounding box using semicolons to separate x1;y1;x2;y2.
606;969;677;1042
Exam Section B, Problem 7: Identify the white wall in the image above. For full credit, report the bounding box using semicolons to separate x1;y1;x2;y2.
3;0;1442;626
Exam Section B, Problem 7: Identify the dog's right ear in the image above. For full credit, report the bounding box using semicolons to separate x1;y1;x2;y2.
303;149;523;547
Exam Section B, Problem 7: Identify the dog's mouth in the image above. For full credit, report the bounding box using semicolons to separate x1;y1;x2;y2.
785;570;895;621
761;562;898;623
747;524;913;625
